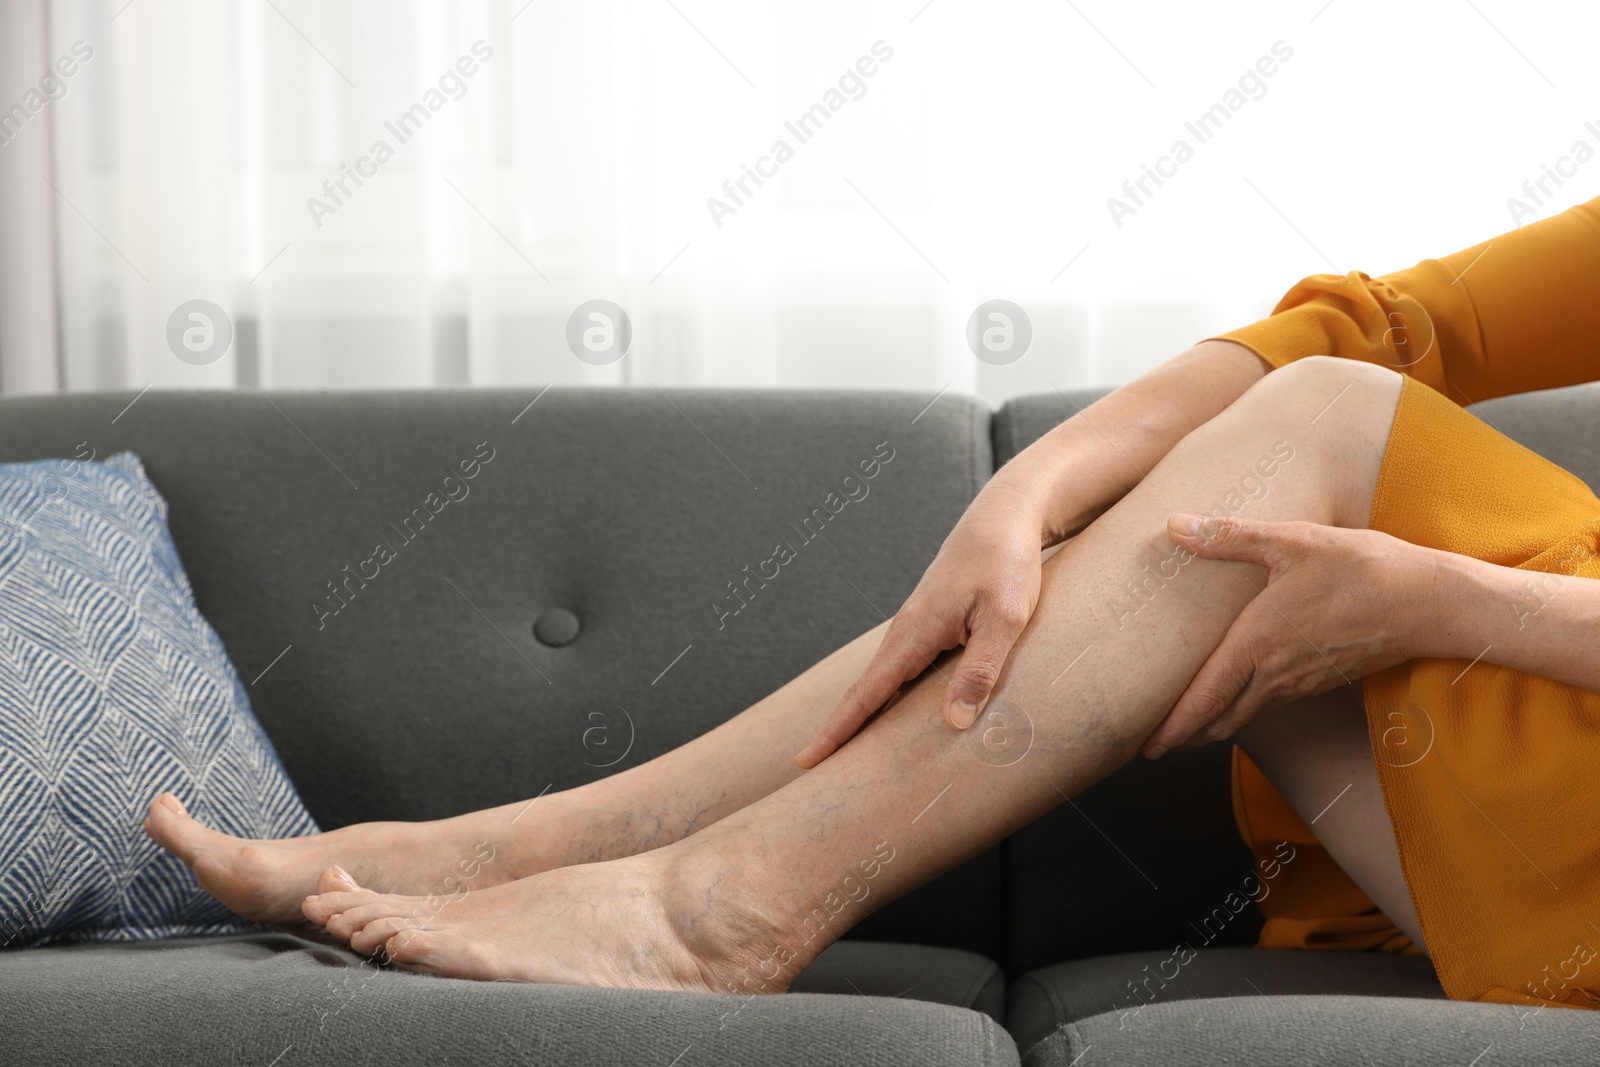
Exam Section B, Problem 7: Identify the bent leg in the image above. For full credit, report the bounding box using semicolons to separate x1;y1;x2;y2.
306;357;1415;989
1235;683;1425;952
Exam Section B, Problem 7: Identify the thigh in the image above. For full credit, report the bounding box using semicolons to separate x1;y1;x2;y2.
1233;683;1428;955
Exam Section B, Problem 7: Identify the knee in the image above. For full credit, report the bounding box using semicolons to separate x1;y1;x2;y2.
1252;355;1399;400
1230;356;1402;430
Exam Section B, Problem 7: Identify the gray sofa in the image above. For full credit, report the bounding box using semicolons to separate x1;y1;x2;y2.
2;381;1596;1066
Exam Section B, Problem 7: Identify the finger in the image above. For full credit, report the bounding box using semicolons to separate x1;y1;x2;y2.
796;614;950;768
1143;616;1262;757
1171;675;1275;752
1166;513;1287;565
1195;682;1280;748
943;605;1029;729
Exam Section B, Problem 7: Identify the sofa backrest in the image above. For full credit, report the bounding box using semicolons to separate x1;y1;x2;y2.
0;387;1002;960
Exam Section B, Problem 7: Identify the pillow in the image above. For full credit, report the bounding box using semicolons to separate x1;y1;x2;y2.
0;451;317;946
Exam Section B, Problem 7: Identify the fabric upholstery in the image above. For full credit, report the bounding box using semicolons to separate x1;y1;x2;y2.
0;451;315;946
791;939;1005;1023
0;387;1002;960
0;934;1019;1067
1007;946;1444;1051
1024;993;1586;1067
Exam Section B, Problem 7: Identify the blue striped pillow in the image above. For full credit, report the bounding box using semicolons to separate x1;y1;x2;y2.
0;452;317;945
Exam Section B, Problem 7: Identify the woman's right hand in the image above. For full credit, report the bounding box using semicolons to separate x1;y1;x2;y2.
795;479;1049;768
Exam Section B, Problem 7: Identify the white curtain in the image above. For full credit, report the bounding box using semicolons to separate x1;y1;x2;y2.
0;0;63;394
30;0;1600;403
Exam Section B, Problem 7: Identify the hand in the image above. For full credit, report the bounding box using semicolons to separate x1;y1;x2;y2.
795;480;1047;768
1142;513;1441;758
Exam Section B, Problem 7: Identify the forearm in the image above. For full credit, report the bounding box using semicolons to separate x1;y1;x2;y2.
995;339;1271;544
1424;548;1600;693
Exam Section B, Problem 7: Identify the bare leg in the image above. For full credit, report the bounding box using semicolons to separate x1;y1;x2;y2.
142;617;892;929
1235;683;1426;952
299;357;1418;989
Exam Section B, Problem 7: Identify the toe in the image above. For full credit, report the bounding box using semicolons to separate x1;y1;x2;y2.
352;915;417;956
302;888;418;926
386;929;443;971
315;865;361;894
302;890;374;925
324;898;421;940
143;794;213;865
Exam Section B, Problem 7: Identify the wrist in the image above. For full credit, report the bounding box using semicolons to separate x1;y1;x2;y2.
973;471;1050;544
997;426;1123;547
1413;546;1494;662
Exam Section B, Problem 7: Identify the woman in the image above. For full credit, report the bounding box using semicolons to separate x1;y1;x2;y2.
147;194;1600;1008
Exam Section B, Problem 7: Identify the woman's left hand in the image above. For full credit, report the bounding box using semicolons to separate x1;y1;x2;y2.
1142;513;1442;758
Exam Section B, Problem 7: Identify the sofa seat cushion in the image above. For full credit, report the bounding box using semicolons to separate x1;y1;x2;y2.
1008;947;1443;1052
0;933;1017;1067
1021;993;1589;1067
791;939;1004;1021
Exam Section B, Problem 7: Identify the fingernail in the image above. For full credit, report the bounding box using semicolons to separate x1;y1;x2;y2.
332;865;353;882
1145;744;1167;760
1175;515;1200;536
950;699;978;730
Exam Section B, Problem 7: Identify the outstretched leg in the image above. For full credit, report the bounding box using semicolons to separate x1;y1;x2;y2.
301;356;1417;990
143;612;900;929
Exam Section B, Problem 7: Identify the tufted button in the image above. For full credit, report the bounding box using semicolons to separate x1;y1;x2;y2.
532;608;581;647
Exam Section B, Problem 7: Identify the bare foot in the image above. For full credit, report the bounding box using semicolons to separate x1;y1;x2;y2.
301;853;800;994
143;793;522;937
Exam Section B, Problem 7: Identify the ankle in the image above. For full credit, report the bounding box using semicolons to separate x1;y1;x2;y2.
644;843;817;996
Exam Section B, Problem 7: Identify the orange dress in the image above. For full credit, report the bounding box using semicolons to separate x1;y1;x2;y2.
1214;195;1600;1009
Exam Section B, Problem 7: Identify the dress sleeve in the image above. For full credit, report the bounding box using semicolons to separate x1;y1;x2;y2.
1214;196;1600;404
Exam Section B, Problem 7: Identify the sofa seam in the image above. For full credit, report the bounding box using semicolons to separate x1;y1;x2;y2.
1062;1020;1087;1065
1013;972;1071;1056
980;1007;1012;1065
958;957;1004;1013
972;398;987;501
991;400;1010;471
1018;1020;1079;1066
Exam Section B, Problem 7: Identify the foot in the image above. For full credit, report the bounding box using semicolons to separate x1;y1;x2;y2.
143;793;527;937
301;852;801;994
